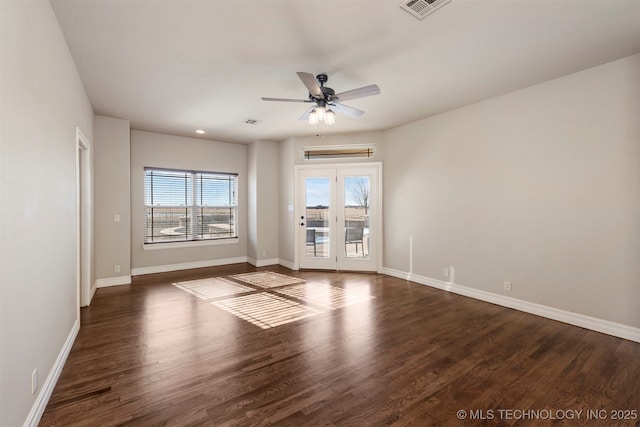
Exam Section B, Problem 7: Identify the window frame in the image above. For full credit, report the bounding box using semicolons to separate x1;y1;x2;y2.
143;167;239;247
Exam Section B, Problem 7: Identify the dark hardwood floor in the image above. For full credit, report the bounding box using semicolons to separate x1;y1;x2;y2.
40;264;640;426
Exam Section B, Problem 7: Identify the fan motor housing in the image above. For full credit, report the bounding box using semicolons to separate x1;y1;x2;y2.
315;74;336;100
308;86;335;101
321;87;335;97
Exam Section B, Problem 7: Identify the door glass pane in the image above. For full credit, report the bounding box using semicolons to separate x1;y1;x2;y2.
344;176;370;258
305;177;330;258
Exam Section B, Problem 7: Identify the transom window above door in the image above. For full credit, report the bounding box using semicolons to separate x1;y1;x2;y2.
301;144;376;161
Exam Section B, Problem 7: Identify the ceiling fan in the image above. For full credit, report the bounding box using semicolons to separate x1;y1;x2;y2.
261;72;381;125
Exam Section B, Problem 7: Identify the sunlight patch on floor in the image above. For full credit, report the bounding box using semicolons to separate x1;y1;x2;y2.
211;293;322;329
231;271;305;288
275;283;375;310
173;277;254;299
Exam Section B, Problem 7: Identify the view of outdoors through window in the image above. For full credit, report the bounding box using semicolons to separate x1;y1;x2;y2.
305;176;370;258
144;168;238;243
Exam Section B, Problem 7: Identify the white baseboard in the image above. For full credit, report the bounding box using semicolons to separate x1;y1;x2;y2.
96;275;132;288
247;257;280;267
90;280;98;300
383;267;640;343
278;258;296;270
131;256;248;276
382;267;411;281
23;318;80;427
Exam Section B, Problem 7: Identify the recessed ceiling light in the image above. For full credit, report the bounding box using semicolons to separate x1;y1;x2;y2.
195;129;205;134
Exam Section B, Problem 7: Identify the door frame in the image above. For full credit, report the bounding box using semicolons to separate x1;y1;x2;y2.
76;127;93;308
294;162;383;273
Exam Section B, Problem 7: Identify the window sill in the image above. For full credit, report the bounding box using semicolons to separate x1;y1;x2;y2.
143;238;239;251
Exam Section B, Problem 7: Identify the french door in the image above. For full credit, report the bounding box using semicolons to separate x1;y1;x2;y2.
297;163;381;272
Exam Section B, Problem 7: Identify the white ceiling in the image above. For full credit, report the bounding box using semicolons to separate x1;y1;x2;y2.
51;0;640;144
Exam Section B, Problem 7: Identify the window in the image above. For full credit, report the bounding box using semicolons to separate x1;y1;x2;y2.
301;144;375;161
144;168;238;244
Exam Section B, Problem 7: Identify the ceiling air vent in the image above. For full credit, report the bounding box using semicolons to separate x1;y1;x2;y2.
400;0;451;20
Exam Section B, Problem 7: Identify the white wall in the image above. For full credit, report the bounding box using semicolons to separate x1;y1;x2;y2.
383;54;640;329
0;1;94;425
94;116;131;283
130;130;248;272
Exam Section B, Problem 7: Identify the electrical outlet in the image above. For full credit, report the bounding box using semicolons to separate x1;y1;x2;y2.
443;268;449;278
504;281;512;291
32;369;38;394
115;264;121;273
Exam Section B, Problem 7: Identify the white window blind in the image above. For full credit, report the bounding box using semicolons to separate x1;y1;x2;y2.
144;168;238;244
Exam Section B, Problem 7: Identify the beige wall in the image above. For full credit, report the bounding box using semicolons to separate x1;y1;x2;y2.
247;142;258;260
0;1;94;425
383;54;640;328
130;130;248;270
248;140;280;263
94;116;131;280
255;141;280;263
279;138;296;265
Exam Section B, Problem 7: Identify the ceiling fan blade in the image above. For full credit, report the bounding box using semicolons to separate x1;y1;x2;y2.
261;97;312;103
298;106;315;121
329;102;365;117
333;84;380;102
297;72;324;99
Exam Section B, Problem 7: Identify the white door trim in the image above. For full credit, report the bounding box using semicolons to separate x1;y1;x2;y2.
76;127;93;308
294;162;383;272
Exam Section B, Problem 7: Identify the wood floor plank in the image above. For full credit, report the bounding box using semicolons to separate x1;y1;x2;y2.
40;264;640;426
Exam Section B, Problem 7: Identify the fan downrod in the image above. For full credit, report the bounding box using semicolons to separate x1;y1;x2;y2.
316;74;328;86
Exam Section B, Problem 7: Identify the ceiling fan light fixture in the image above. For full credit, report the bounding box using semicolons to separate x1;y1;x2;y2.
316;105;326;121
325;109;335;125
308;110;319;125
